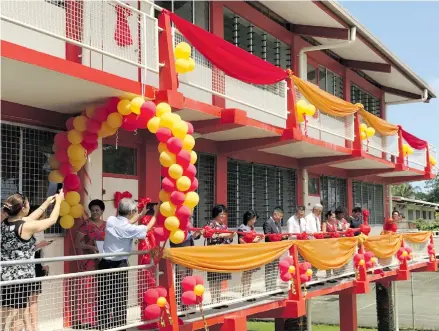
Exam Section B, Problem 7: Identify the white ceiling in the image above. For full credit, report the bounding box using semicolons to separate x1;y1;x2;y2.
200;127;278;141
332;158;394;170
261;141;346;158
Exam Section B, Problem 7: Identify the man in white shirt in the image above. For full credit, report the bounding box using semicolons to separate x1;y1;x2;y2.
287;206;306;237
98;198;158;330
304;203;323;234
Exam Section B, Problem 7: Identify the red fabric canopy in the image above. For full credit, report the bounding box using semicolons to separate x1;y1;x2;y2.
167;11;288;85
399;126;428;150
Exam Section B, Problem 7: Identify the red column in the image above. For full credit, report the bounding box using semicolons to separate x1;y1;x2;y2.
339;292;358;331
425;145;432;174
347;178;353;213
145;136;162;201
353;112;362;153
216;154;228;206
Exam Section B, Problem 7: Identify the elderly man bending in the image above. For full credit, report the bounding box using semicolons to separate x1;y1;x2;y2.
97;198;158;331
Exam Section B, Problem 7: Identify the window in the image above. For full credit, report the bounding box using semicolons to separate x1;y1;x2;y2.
155;1;210;30
422;210;427;219
408;209;414;220
227;160;296;228
319;67;344;99
321;176;347;215
352;181;384;225
415;210;421;219
103;145;137;176
307;64;317;84
351;84;381;117
308;176;320;196
192;153;216;227
1;123;62;235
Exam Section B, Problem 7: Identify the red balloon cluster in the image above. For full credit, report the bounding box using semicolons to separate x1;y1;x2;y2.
202;225;215;239
330;232;341;238
359;224;371;235
296;232;308;240
313;233;324;239
143;287;168;320
354;251;376;269
362;209;370;225
397;247;413;262
299;262;313;283
181;276;205;306
278;257;296;282
243;230;258;243
344;228;355;237
427;243;435;257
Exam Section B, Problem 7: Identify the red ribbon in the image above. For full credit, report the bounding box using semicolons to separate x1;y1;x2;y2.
114;4;133;47
114;191;133;208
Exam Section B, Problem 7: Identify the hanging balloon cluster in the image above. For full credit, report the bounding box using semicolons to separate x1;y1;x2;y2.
181;276;208;331
402;143;414;165
143;287;173;327
429;155;437;168
397;246;413;262
278;257;296;295
354;252;377;273
174;42;196;74
427;242;436;262
359;123;376;152
296;100;316;135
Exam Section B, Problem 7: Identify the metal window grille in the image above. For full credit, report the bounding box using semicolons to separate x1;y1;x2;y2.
352;181;384;225
1;122;62;235
408;209;414;220
320;176;347;215
192;153;215;228
416;210;421;219
351;84;381;117
227;159;296;228
319;67;344;99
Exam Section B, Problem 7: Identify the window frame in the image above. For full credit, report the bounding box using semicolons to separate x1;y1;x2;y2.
102;142;140;180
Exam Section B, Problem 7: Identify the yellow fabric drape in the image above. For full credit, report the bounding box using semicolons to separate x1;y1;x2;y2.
364;234;402;258
402;231;432;243
292;76;360;117
359;108;399;136
163;241;293;272
295;237;358;270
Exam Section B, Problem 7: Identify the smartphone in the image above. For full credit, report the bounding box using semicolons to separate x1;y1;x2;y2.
47;240;54;245
146;202;158;216
56;183;63;194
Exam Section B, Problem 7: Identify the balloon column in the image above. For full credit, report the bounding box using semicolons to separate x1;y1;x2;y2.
359;123;375;141
299;262;313;294
429;156;437;168
278;256;296;283
181;275;208;330
354;251;376;271
143;287;173;327
427;243;436;262
397;247;413;263
296;99;316;123
174;42;196;74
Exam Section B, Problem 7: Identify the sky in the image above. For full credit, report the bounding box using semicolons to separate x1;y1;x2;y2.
340;1;439;190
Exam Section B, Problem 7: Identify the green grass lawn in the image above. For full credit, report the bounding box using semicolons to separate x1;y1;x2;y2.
248;321;376;331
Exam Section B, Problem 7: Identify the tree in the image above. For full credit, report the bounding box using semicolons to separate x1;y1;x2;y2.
391;183;420;199
425;177;439;203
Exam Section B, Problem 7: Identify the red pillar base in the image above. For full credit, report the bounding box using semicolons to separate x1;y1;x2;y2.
427;260;438;272
396;269;410;281
339;292;357;331
282;299;306;318
221;316;247;331
354;280;370;294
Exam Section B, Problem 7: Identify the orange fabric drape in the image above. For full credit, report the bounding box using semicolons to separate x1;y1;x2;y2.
364;234;402;258
402;231;432;244
359;108;399;136
292;76;359;117
163;241;293;272
295;237;358;270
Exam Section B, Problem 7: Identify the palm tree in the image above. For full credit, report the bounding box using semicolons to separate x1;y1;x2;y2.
391;183;420;199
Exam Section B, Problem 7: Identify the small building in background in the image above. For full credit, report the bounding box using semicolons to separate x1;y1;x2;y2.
393;196;439;229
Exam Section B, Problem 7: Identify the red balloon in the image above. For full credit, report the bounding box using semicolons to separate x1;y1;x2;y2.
182;276;197;292
153;227;170;242
87;119;101;133
181;291;197;306
175;206;191;222
353;254;364;265
59;162;73;176
105;97;120;114
144;304;161;320
167;137;183;154
179;216;189;230
183;164;197;180
364;252;374;260
143;289;159;305
55;149;69;163
54;132;70;148
138;240;147;251
82;140;98;154
64;174;80;191
397;248;405;257
300;274;309;283
194;275;204;285
176;150;191;168
279;259;291;274
66;117;74;130
121;113;138;131
82;131;98;143
156;287;167;298
280;272;292;282
156;128;172;143
405;247;412;253
156;213;165;226
162;177;176;193
189;177;199;191
160;167;169;178
186;122;194;135
94;106;108;123
428;244;434;250
170;191;185;206
366;261;373;269
141;101;157;119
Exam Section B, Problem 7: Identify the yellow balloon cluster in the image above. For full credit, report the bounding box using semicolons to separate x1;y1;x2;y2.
402;143;414;157
359;123;375;141
59;191;83;229
296;100;316;123
174;42;195;74
430;156;437;167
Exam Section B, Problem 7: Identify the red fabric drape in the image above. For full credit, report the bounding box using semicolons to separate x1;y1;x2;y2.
167;11;287;85
399;126;428;150
115;4;133;47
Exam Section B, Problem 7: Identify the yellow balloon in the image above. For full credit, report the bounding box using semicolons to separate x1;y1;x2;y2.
182;135;195;151
304;104;316;116
184;192;199;209
159;112;178;129
360;131;367;140
359;259;365;266
60;201;71;216
288;266;295;274
70;158;86;172
359;123;368;132
67;130;83;145
190;151;197;165
296;100;308;114
99;122;117;138
408;147;414;155
159;151;176;168
68;144;86;161
306;269;313;277
174;42;191;60
48;170;64;183
156;103;171;118
159;189;171;202
176;176;191;192
164;216;180;231
117;99;132;116
49;155;60;169
147;116;161;134
60;215;75;229
69;204;84;218
85;106;96;118
156;297;167;308
158;142;168;154
130;97;144;115
365;127;375;138
175;58;190;74
172;121;189;140
297;113;305;123
187;57;195;72
194;284;205;297
168;164;183;180
73;116;88;132
170;229;185;244
160;202;176;218
107;113;123;129
65;191;81;206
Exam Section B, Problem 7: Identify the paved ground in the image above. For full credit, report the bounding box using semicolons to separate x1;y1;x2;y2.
310;271;439;330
